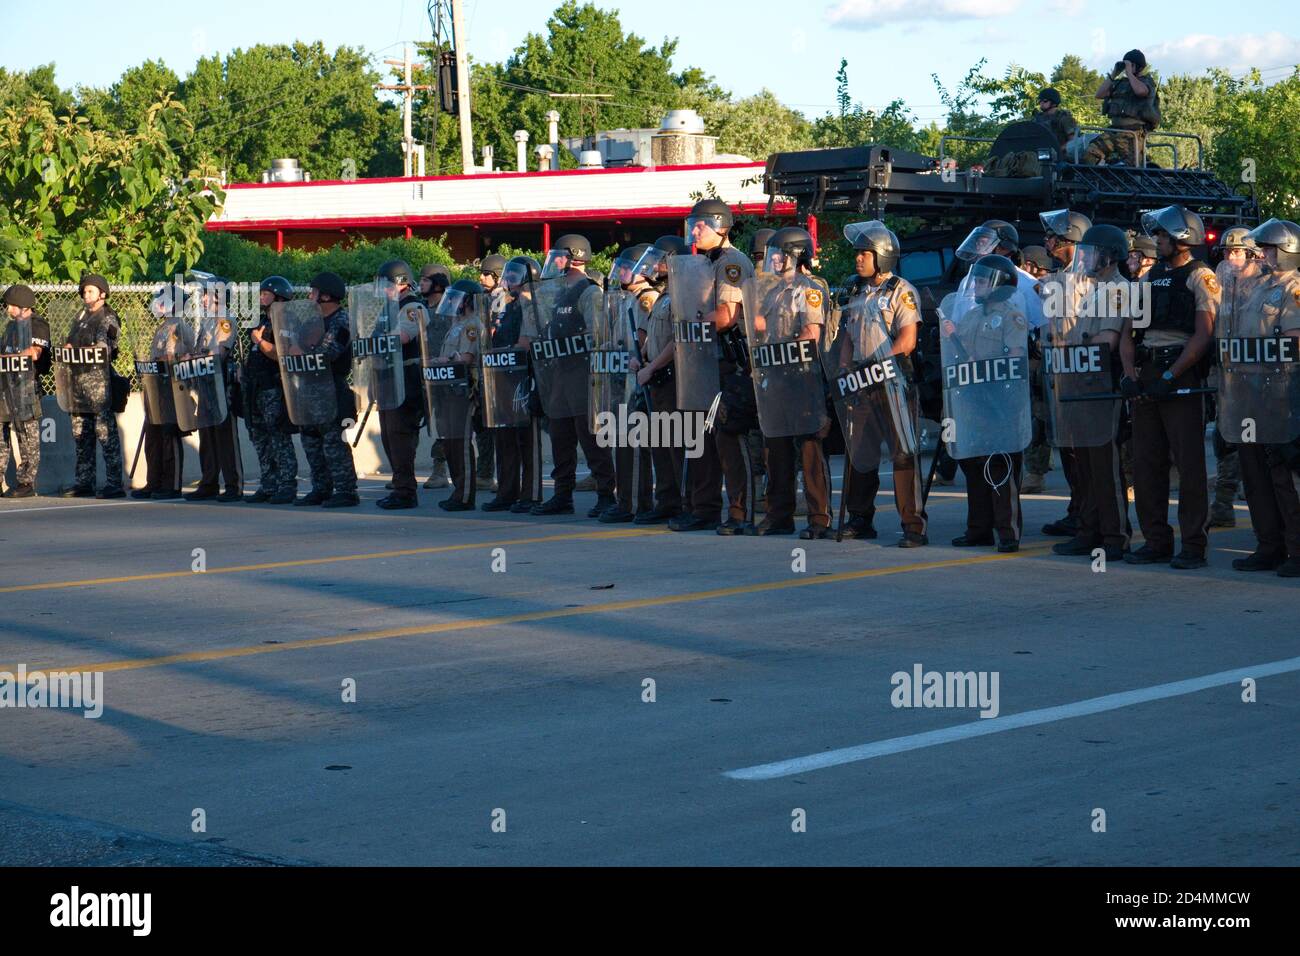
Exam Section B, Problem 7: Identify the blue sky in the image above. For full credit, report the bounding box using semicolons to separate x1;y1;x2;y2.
3;0;1296;126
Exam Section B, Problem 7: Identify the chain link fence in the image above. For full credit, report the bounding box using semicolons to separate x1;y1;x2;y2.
21;283;307;394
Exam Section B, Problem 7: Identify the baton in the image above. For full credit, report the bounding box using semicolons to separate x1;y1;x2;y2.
920;435;944;511
352;398;375;448
1060;387;1217;403
128;422;146;480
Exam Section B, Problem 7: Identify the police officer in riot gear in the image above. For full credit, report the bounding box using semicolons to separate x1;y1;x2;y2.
483;256;542;512
1225;218;1300;576
371;259;426;510
245;276;299;504
942;255;1034;552
747;226;834;538
61;274;125;498
834;220;927;545
184;274;243;502
1041;224;1131;560
0;284;50;497
427;279;486;510
521;234;617;516
419;262;453;490
633;235;690;523
132;286;187;501
1120;205;1219;568
476;253;509;491
597;243;657;523
300;272;360;507
669;199;757;534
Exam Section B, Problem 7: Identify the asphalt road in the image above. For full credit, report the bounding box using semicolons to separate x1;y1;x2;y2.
1;460;1296;866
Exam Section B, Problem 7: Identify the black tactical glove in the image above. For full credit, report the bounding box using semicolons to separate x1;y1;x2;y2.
1145;373;1174;398
1119;375;1142;399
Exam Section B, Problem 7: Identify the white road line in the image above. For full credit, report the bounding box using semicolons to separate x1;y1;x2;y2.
0;500;151;515
725;656;1300;781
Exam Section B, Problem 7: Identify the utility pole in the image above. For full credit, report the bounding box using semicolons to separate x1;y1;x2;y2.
450;0;474;174
378;45;433;177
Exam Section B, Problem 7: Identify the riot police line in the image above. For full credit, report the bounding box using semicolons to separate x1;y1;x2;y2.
3;203;1300;577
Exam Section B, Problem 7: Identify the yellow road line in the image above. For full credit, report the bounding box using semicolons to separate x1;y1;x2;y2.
0;528;667;594
15;545;1049;677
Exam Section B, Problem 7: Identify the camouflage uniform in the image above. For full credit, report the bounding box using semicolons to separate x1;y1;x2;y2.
65;305;124;493
243;312;297;496
1083;74;1157;166
300;306;357;497
0;314;47;491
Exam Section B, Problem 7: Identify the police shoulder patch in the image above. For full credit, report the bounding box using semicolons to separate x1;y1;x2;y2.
723;263;742;284
900;291;917;311
1294;289;1300;309
805;289;823;310
219;319;232;335
466;326;478;341
1203;272;1219;294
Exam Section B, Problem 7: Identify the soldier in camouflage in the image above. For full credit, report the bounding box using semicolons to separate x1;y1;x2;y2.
1;284;50;497
245;276;300;504
63;274;125;498
297;272;359;508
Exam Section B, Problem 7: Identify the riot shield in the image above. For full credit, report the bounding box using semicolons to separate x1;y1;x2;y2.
480;345;532;428
740;274;827;438
939;290;1032;459
420;289;484;440
1041;277;1121;448
0;321;38;424
348;285;406;412
1216;274;1300;444
589;285;636;432
53;335;111;416
134;321;179;426
819;290;918;473
169;320;229;431
668;255;720;411
527;274;595;419
270;300;337;427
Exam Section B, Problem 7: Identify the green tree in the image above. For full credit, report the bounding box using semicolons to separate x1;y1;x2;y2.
0;64;73;114
812;59;919;151
708;89;812;160
180;42;395;182
0;96;221;283
412;2;727;173
1208;68;1300;219
1150;73;1218;168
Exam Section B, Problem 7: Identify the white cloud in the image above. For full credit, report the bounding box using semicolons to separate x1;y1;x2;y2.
1100;33;1300;77
825;0;1022;29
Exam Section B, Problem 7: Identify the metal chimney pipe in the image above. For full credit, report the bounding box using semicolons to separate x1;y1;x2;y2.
546;109;561;171
513;130;530;173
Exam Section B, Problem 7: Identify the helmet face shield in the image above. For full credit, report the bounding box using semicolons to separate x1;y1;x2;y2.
501;261;531;291
610;252;640;288
765;244;797;275
1068;243;1111;277
960;260;1017;304
844;220;891;249
540;249;572;280
956;226;1000;263
685;215;726;245
1142;206;1192;242
631;245;668;282
435;289;472;318
1039;209;1073;239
